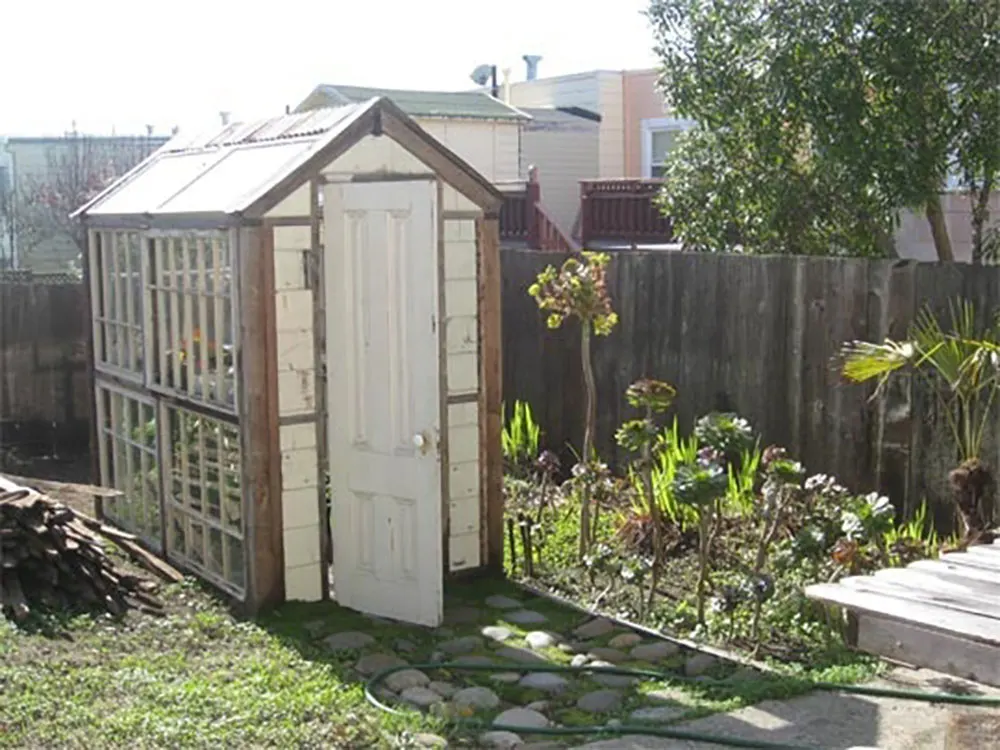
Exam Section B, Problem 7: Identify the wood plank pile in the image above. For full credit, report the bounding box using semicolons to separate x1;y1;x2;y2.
806;544;1000;687
0;476;182;623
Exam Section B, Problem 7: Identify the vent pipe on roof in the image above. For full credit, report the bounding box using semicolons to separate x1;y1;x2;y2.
501;68;513;104
220;111;231;126
523;55;542;81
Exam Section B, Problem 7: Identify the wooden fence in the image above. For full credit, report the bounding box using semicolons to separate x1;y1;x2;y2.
502;249;1000;529
0;276;90;458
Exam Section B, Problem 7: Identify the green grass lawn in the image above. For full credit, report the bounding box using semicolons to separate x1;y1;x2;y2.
0;565;883;750
0;577;448;749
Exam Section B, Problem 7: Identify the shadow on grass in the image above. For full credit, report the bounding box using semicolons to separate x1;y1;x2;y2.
255;576;887;749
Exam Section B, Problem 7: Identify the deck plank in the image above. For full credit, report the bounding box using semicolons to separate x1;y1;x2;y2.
909;558;1000;586
841;573;1000;620
805;583;1000;646
939;551;1000;572
871;566;1000;602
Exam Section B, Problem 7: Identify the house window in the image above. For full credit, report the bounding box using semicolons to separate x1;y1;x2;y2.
90;230;145;376
164;404;245;595
96;386;162;551
147;231;237;411
641;118;697;179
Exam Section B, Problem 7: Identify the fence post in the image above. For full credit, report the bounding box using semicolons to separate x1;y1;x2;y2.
526;166;541;249
579;181;592;247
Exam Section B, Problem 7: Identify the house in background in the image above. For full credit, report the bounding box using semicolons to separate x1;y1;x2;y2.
4;134;168;273
294;84;528;184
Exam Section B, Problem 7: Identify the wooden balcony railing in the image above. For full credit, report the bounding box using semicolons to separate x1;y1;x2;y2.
579;179;673;246
499;168;577;252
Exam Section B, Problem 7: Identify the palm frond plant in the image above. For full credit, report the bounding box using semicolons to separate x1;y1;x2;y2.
841;299;1000;543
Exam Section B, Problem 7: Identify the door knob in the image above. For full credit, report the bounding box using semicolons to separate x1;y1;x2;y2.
412;433;426;450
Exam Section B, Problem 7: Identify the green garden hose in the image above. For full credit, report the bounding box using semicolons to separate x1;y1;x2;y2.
365;661;1000;749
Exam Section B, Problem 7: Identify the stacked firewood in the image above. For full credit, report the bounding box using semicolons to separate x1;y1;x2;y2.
0;478;182;623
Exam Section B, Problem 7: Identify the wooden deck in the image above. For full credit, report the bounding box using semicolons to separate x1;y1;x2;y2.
806;543;1000;687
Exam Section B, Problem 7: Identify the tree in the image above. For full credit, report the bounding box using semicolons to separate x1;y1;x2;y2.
10;134;159;272
529;251;619;558
648;0;1000;260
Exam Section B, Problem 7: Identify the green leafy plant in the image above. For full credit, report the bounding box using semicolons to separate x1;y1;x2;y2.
615;378;677;614
529;251;619;558
842;299;1000;542
501;400;541;476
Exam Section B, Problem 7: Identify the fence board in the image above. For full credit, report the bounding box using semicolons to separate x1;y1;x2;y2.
501;249;1000;531
0;278;89;457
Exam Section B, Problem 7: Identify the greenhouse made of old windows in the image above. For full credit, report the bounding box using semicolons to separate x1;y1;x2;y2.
74;97;505;622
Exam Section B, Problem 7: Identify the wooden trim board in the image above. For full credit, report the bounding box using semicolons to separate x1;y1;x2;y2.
476;216;504;571
238;224;285;611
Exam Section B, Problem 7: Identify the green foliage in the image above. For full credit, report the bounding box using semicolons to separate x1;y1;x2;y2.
694;413;756;468
648;0;1000;259
501;400;542;474
842;298;1000;461
528;252;619;335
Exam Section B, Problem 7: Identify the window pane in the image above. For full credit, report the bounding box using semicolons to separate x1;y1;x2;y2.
651;165;669;179
650;129;679;162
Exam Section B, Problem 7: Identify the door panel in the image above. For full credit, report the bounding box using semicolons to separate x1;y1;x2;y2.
324;180;442;626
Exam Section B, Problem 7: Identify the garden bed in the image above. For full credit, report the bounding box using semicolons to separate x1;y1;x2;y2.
501;400;951;679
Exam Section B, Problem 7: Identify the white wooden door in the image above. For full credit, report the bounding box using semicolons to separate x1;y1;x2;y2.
324;180;443;626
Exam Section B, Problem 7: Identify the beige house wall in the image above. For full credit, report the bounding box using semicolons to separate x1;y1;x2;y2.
623;69;670;178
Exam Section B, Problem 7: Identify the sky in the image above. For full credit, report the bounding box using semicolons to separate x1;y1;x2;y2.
1;0;659;137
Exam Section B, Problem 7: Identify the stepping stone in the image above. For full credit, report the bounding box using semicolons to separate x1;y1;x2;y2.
394;638;418;653
606;718;622;729
588;660;637;687
518;672;570;694
495;645;548;664
524;631;560;650
322;631;375;652
439;635;484;654
480;731;523;749
573;617;615;639
646;687;688;704
630;641;680;662
609;632;643;649
506;609;548;624
413;734;448;748
630;705;687;723
385;669;430;692
576;689;623;713
401;686;444;709
485;595;522;609
557;642;579;654
453;686;501;711
444;606;483;625
355;653;407;676
304;620;327;637
429;681;458;698
449;655;495;666
525;700;549;713
494;707;549;729
482;625;514;642
571;654;590;667
587;647;627;663
684;653;718;676
490;672;523;684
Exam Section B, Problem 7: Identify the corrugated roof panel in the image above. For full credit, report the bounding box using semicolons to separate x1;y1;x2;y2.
300;85;527;120
87;150;226;215
156;140;318;214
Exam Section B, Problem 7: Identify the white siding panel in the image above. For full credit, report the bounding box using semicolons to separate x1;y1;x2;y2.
285;563;323;601
446;316;478;354
283;486;321;530
597;72;626;178
282;446;319;490
450;458;479;499
280;423;317;453
277;368;316;415
273;225;311;251
448;352;478;394
275;289;313;332
450;532;480;571
522;123;600;234
275;328;314;373
445;278;478;317
449;497;479;535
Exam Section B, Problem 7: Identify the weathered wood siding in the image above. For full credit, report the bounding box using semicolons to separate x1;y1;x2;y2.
0;276;90;457
502;249;1000;530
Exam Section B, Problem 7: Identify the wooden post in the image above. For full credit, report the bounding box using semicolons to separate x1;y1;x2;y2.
477;214;504;572
579;181;592;247
526;166;541;250
238;224;284;612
